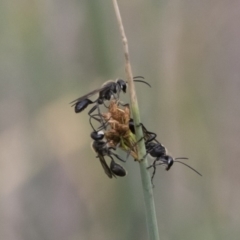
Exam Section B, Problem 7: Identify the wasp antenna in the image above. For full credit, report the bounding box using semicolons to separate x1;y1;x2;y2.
175;157;188;160
174;161;202;176
133;79;151;88
133;76;145;79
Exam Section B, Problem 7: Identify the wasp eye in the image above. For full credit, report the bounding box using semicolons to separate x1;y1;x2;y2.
122;84;127;92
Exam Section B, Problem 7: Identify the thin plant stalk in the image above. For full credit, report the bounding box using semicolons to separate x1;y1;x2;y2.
112;1;160;240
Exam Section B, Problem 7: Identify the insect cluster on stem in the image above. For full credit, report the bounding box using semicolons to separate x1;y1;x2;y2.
70;77;201;185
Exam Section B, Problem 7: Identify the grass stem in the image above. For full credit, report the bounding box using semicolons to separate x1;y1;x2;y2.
112;1;160;239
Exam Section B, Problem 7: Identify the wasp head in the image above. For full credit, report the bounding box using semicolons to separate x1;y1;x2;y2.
162;155;174;171
116;79;127;93
91;130;104;141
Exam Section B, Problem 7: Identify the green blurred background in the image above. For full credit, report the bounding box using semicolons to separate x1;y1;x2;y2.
1;0;240;239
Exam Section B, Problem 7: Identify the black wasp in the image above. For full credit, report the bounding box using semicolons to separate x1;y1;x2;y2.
146;140;202;185
91;130;127;178
129;119;202;185
147;153;202;186
70;76;150;122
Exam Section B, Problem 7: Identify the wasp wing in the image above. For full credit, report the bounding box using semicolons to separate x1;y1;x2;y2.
92;140;116;178
70;88;104;106
70;81;115;105
97;154;115;178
